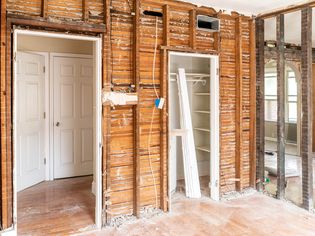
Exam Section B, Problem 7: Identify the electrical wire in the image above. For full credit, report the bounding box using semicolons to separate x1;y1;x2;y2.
147;16;160;209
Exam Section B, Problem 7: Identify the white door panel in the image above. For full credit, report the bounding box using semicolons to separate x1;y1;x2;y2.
53;57;93;179
17;52;45;192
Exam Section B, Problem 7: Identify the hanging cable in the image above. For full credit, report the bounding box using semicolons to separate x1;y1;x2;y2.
147;16;160;209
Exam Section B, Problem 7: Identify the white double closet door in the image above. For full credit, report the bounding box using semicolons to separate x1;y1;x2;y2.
17;52;93;192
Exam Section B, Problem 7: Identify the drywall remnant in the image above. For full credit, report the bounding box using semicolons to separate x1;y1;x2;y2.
102;91;138;106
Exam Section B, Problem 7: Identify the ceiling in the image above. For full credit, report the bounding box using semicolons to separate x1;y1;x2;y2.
179;0;309;15
180;0;315;46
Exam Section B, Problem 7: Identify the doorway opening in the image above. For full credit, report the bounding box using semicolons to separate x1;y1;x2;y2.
13;30;102;234
264;60;302;205
168;52;220;208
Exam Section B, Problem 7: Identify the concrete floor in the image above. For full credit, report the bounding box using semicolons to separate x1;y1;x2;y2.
88;193;315;236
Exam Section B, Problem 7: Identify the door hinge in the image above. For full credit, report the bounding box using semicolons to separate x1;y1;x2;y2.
43;66;46;73
44;158;46;165
44;112;46;119
14;52;17;62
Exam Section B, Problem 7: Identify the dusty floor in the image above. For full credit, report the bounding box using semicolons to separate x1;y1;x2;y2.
264;142;315;207
87;193;315;236
17;175;315;236
18;176;95;235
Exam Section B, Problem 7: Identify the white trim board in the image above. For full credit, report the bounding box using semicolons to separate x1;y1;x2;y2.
9;29;103;236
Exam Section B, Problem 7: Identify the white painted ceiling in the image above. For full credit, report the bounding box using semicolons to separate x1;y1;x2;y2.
179;0;309;15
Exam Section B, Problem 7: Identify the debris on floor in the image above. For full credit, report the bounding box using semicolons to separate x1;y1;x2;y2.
221;188;257;201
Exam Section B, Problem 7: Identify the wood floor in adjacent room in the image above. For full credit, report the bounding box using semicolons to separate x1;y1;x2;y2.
18;176;95;235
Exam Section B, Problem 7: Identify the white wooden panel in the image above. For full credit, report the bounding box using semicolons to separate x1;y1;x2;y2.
53;56;93;178
17;52;45;192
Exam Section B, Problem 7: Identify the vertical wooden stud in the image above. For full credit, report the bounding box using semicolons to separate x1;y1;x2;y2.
256;18;265;192
276;14;285;199
163;5;169;47
235;16;243;191
42;0;48;18
160;4;169;212
301;7;314;210
133;0;140;218
83;0;89;22
249;19;257;188
189;9;196;49
103;0;112;225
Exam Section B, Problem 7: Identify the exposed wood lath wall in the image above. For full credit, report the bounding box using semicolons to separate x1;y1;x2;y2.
1;0;256;228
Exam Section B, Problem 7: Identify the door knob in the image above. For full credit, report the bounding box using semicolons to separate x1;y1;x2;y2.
56;122;60;127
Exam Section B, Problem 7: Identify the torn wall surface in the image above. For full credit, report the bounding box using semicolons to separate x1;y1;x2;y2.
1;0;256;228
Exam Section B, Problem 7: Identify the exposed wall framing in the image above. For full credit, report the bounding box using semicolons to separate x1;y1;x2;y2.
256;4;314;211
276;14;285;199
1;0;256;229
301;7;314;210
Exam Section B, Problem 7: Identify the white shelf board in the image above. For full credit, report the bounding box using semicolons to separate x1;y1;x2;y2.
170;72;210;78
194;127;210;132
194;110;210;114
196;146;211;153
193;93;210;96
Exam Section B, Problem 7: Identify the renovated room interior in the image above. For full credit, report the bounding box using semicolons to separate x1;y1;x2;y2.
0;0;315;235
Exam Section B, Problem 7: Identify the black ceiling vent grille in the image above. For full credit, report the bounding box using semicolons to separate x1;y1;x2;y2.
197;15;220;32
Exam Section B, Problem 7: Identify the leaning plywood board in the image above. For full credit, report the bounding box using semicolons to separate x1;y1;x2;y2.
177;68;201;198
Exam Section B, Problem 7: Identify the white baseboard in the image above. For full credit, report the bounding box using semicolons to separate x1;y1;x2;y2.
91;180;96;195
0;228;16;236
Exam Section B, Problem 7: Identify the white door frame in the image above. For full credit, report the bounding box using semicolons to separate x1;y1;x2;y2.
167;51;220;210
12;29;103;233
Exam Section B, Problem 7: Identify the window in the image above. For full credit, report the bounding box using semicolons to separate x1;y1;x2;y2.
264;68;298;123
265;72;277;121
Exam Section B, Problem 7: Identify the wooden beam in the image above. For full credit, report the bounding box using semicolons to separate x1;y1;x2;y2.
235;16;243;191
256;18;265;192
276;14;286;199
103;0;111;225
82;0;89;22
160;4;169;212
301;7;314;210
133;0;141;218
41;0;48;18
249;19;257;188
189;9;196;49
257;1;315;19
7;14;105;33
163;5;169;47
0;0;9;229
160;45;217;55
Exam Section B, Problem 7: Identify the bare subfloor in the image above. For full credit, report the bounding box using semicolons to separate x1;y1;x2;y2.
88;193;315;236
18;176;95;235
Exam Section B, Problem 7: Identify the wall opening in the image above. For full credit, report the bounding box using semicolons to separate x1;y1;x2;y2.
13;30;102;234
